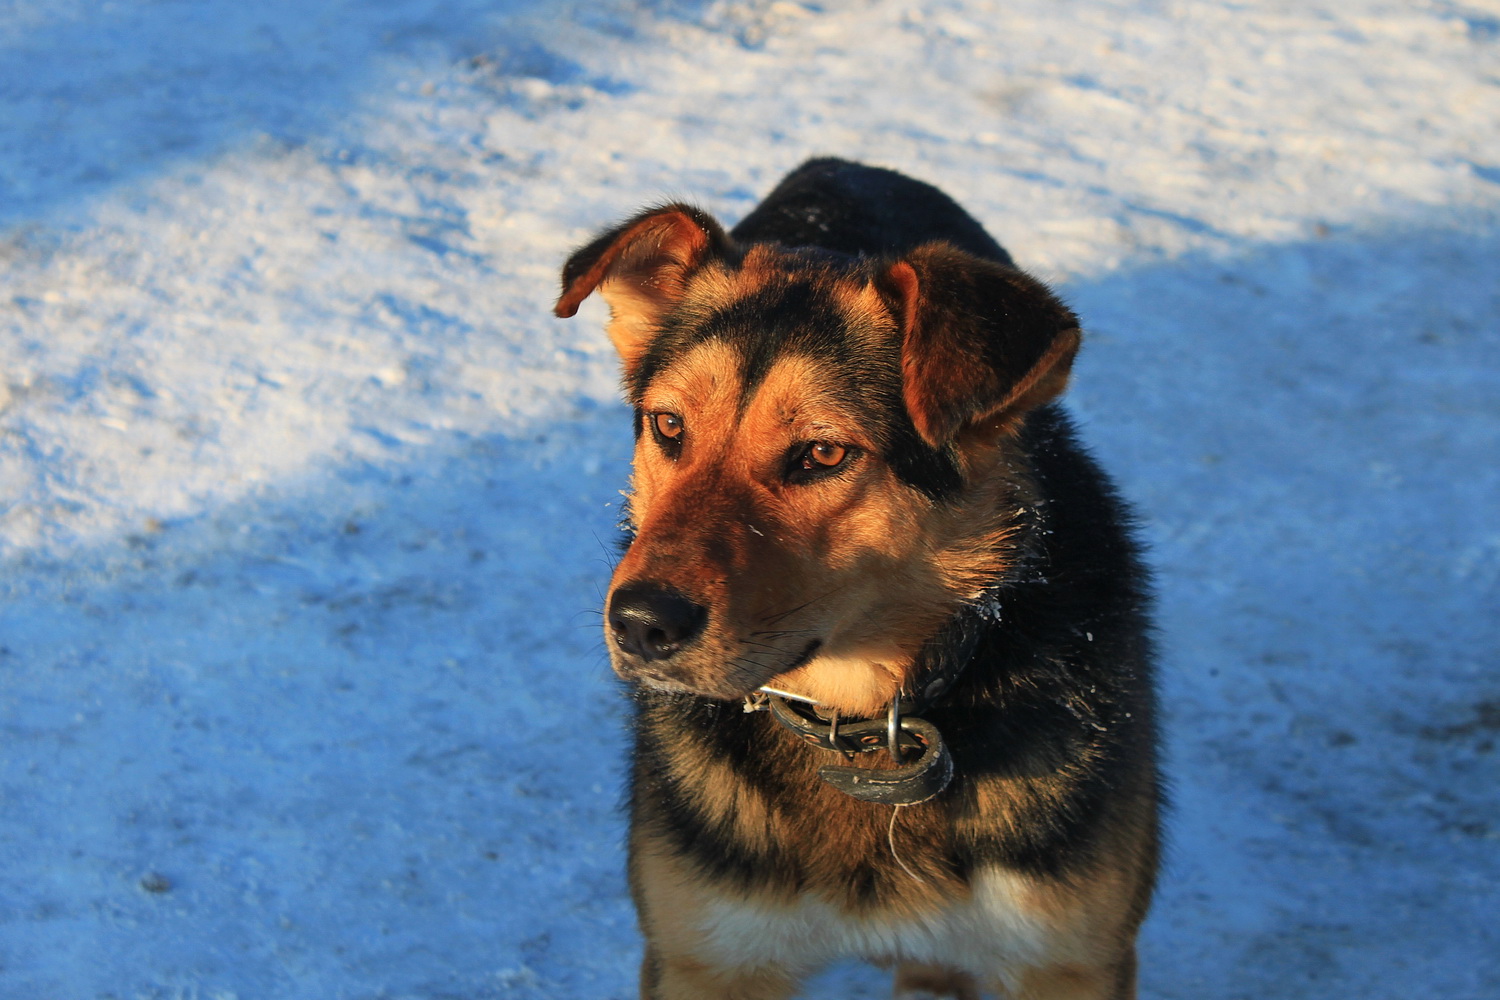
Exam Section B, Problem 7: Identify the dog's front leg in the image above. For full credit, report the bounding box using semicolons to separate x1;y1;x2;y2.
894;961;982;1000
1008;947;1139;1000
631;831;807;1000
640;946;801;1000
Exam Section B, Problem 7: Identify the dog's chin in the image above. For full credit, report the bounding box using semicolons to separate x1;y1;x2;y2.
614;666;754;701
612;640;822;701
630;673;742;700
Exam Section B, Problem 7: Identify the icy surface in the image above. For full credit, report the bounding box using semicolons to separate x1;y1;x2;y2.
2;1;1497;997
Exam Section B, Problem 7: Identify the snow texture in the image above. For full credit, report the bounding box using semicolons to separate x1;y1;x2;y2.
2;1;1497;997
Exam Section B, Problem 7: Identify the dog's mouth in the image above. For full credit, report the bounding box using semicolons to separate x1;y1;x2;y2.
752;639;827;702
775;639;822;676
627;638;823;701
739;637;823;698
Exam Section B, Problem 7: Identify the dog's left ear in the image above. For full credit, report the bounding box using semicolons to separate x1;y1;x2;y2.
554;204;732;373
879;243;1081;449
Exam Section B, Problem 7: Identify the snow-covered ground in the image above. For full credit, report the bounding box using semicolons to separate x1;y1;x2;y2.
2;1;1497;996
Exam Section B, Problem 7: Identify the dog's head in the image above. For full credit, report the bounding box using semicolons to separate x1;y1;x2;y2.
556;205;1079;715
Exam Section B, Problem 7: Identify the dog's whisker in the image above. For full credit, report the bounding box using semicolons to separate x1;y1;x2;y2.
759;581;852;627
747;630;817;642
759;602;814;627
758;596;820;626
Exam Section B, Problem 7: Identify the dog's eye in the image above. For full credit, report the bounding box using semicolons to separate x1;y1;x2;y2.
650;412;684;457
654;413;684;439
805;443;846;469
787;441;855;483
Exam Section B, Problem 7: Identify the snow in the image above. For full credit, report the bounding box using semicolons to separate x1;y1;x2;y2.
1;0;1497;997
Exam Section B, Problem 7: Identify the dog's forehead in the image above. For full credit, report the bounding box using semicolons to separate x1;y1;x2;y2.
632;257;898;415
642;338;867;434
639;338;748;425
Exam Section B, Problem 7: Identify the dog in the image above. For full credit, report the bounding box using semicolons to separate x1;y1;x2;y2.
554;158;1159;1000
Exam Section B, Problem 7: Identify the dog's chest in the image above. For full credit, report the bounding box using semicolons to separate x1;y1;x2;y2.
696;867;1052;980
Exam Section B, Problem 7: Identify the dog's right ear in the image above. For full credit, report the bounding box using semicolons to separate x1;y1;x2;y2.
879;244;1081;450
554;204;732;373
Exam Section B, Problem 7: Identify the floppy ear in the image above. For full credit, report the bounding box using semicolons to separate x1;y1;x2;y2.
554;204;732;372
879;243;1081;448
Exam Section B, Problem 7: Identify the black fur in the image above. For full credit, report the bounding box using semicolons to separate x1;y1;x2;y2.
732;157;1015;265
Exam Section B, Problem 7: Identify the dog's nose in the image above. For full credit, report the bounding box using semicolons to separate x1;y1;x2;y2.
607;583;707;661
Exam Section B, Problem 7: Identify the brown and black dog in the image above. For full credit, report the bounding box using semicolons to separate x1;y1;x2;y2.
554;158;1159;1000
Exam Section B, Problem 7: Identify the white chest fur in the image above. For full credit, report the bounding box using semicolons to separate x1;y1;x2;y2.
696;867;1052;986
